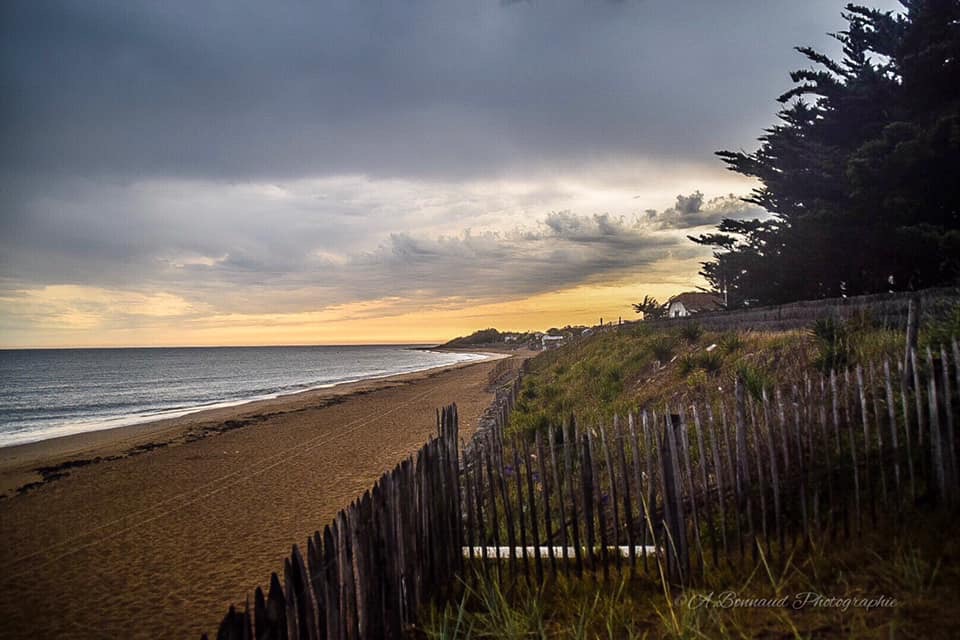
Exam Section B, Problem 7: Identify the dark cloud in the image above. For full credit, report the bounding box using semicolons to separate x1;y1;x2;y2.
345;212;679;301
0;0;901;182
0;188;688;312
0;0;901;340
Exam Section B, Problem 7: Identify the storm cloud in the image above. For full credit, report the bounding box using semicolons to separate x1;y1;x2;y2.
0;0;902;344
0;0;901;182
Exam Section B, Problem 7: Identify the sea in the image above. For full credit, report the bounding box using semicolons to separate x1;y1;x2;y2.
0;345;487;448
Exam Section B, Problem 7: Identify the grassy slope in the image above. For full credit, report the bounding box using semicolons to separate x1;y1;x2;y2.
509;320;906;438
422;315;960;639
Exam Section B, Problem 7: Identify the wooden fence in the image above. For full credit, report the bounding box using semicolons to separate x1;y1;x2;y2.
462;340;960;587
204;374;524;640
205;405;463;640
486;355;522;387
205;335;959;637
637;286;959;333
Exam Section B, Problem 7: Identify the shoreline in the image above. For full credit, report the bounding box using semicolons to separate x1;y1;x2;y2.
0;351;521;638
0;351;506;498
0;347;496;450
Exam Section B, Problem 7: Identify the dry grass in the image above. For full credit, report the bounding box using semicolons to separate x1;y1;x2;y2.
468;316;960;639
420;508;960;639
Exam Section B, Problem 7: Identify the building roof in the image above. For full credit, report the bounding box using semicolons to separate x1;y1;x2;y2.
668;291;723;313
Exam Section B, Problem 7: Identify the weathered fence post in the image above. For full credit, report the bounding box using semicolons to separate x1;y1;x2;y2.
902;295;920;389
660;413;688;586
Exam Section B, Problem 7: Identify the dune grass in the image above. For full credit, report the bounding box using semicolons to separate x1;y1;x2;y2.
508;311;935;441
459;311;960;638
420;507;959;639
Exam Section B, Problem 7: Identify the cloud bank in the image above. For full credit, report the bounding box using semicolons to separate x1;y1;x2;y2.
0;0;900;344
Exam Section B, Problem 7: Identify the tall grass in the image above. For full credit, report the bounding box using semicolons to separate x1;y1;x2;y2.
426;509;958;639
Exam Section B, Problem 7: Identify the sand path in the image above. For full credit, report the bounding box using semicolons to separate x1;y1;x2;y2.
0;355;517;639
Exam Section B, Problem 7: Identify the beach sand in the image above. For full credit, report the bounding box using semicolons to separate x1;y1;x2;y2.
0;353;522;639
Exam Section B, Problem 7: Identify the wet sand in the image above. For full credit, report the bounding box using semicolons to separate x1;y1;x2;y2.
0;354;518;639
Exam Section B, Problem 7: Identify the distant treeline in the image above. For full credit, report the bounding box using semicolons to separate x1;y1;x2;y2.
693;0;960;307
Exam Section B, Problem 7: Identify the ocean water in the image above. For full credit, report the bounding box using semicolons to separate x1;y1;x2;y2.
0;346;487;448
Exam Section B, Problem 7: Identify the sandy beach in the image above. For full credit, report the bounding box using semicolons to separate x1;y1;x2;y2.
0;352;520;639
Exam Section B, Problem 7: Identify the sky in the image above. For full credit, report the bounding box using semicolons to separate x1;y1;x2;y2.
0;0;902;348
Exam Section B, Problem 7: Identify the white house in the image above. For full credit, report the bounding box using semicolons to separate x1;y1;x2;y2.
666;292;723;318
541;335;565;350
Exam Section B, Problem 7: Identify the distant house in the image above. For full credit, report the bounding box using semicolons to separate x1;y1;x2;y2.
541;335;565;350
666;292;723;318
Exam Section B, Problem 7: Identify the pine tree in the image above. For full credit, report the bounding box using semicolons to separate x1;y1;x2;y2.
693;1;960;305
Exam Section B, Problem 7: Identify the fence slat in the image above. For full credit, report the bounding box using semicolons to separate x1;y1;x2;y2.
615;416;637;572
267;573;289;640
548;426;569;575
692;404;717;566
290;545;318;640
522;436;544;584
484;439;502;582
580;432;597;575
566;418;584;577
926;347;948;503
857;366;877;525
639;410;656;573
536;431;558;576
761;390;783;559
660;412;687;585
748;401;770;558
940;345;958;503
600;422;622;576
883;361;902;505
512;440;531;582
677;408;704;577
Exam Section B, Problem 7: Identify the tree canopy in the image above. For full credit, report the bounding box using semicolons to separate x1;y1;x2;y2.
632;295;666;319
691;0;960;307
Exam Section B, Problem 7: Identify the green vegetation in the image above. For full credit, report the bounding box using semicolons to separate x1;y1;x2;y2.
423;510;960;639
718;331;743;355
510;309;939;437
923;303;960;352
509;324;823;433
444;328;539;348
461;312;959;638
631;295;666;320
810;316;852;373
678;322;702;344
444;328;504;347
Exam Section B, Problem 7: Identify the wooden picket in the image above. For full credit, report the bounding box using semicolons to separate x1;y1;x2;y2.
205;332;960;638
458;337;960;592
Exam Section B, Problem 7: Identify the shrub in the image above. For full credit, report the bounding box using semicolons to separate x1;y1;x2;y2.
686;369;709;390
597;366;623;402
923;303;960;351
679;351;724;378
651;336;677;362
698;350;724;374
520;380;539;401
719;331;744;354
811;316;851;373
679;322;703;344
736;362;770;401
512;410;551;439
679;354;698;376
